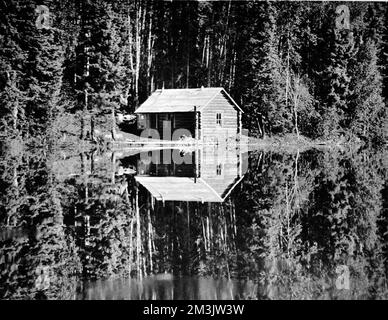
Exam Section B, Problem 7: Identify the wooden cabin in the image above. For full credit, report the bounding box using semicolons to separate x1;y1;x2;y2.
135;87;243;143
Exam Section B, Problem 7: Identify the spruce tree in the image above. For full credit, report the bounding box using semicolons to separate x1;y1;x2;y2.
322;15;356;139
91;2;126;140
242;2;285;136
21;0;65;139
348;4;387;143
74;0;126;140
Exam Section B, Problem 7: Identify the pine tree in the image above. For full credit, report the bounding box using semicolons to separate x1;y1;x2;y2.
74;0;126;140
316;4;355;139
12;1;64;139
93;2;126;140
239;2;285;136
348;4;387;143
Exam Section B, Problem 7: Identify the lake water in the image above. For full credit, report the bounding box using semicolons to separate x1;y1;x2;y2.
0;143;387;300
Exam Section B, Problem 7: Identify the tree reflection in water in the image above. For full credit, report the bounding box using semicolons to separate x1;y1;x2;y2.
78;276;258;300
0;142;387;299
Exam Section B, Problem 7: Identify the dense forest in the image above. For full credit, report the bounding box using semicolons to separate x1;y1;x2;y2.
1;0;387;144
1;0;388;300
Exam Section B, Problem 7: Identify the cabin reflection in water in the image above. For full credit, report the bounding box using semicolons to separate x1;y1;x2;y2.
115;145;249;280
134;146;248;203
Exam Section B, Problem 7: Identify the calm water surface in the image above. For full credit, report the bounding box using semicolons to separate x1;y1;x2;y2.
0;144;387;299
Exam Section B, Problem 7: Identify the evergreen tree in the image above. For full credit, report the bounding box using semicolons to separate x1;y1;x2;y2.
89;1;126;140
21;0;65;138
74;0;126;140
322;5;357;139
239;2;285;136
347;3;387;143
349;39;386;143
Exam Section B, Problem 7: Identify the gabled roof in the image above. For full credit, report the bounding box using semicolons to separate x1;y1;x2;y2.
135;175;244;203
135;176;223;202
135;87;243;113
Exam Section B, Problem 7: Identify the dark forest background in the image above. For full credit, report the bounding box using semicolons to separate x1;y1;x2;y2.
1;0;387;144
1;1;388;300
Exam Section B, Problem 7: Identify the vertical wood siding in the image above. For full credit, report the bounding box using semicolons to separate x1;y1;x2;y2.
201;91;238;142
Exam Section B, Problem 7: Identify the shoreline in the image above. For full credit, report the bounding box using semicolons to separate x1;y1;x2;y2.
2;131;385;158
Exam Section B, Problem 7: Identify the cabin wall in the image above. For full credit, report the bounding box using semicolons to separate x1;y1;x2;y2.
200;147;240;198
200;91;239;144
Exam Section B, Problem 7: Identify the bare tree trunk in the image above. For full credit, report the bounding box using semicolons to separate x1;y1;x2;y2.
90;150;95;174
208;204;213;250
207;38;212;87
127;2;134;73
111;105;116;140
186;202;190;265
81;89;88;140
134;1;143;109
111;152;116;184
135;184;142;279
90;113;95;142
293;76;300;139
12;100;18;131
201;215;207;252
147;207;153;273
128;218;134;276
126;1;135;107
6;72;18;131
146;5;153;95
201;35;207;66
82;28;90;140
294;96;299;139
206;216;210;252
285;31;290;111
293;149;300;211
285;182;290;259
229;48;236;92
230;201;236;243
80;117;84;140
220;1;231;85
142;251;147;277
186;16;190;89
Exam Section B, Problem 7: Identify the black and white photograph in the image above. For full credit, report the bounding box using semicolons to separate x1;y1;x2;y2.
0;0;387;307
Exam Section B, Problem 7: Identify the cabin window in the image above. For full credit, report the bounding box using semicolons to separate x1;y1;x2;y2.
216;113;222;126
216;164;222;176
137;114;146;129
